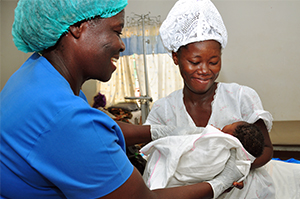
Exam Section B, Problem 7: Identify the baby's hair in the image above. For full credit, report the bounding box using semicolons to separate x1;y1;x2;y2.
233;122;264;157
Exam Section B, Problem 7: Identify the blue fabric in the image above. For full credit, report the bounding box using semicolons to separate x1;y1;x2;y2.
272;158;300;164
0;53;133;199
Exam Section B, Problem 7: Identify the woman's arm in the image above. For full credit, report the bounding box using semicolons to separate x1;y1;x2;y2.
238;86;273;169
252;119;273;169
117;122;189;145
116;121;152;146
101;167;213;199
100;149;243;199
107;122;215;198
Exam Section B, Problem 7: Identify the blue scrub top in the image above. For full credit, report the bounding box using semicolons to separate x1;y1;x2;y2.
0;53;133;199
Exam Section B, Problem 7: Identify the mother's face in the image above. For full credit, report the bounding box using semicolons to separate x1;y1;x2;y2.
172;40;222;94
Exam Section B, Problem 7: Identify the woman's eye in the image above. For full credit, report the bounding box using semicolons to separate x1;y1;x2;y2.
210;61;219;65
189;61;199;65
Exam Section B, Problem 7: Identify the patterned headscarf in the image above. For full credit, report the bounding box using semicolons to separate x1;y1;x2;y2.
159;0;227;55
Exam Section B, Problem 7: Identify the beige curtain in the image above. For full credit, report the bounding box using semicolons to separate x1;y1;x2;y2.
96;55;137;107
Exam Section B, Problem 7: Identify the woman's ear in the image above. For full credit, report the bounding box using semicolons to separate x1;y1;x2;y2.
172;51;179;65
69;23;85;39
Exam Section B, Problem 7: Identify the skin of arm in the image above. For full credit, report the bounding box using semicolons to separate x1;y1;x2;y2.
252;119;273;169
100;167;213;199
116;121;152;146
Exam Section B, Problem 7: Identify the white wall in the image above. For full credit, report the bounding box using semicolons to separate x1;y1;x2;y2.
215;0;300;121
1;0;300;121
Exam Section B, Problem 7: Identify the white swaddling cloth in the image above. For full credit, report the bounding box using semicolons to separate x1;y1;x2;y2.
141;125;255;190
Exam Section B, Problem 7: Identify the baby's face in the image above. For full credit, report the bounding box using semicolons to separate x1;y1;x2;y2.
222;121;245;135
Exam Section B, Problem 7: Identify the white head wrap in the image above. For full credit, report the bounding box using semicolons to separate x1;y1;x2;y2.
159;0;227;55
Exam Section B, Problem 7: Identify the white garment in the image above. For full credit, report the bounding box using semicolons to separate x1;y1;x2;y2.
145;82;275;199
141;125;255;190
145;82;273;139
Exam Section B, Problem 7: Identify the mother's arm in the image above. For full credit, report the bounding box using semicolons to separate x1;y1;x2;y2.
252;119;273;169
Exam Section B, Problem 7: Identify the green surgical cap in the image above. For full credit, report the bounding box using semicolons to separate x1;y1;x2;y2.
12;0;128;53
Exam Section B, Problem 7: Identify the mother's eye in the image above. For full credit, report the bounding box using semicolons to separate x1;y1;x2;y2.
189;60;200;65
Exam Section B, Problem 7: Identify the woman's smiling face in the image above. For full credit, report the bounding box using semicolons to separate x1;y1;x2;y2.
172;40;222;94
76;10;126;82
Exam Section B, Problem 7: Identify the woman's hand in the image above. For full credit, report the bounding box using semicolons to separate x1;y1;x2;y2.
233;181;244;189
207;149;244;198
223;181;244;193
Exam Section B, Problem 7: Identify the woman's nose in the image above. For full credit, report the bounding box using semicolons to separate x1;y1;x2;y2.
196;63;209;74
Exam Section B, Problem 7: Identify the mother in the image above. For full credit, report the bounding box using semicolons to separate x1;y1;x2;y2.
145;0;275;198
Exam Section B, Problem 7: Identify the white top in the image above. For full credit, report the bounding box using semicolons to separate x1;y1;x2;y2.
145;82;273;140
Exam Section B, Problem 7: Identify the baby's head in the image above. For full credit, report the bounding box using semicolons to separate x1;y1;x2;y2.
222;121;264;158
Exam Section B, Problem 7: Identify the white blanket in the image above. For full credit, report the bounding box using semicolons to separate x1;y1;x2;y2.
142;125;276;198
141;125;255;189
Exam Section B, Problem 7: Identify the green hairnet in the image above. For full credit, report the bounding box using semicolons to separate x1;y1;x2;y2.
12;0;128;53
